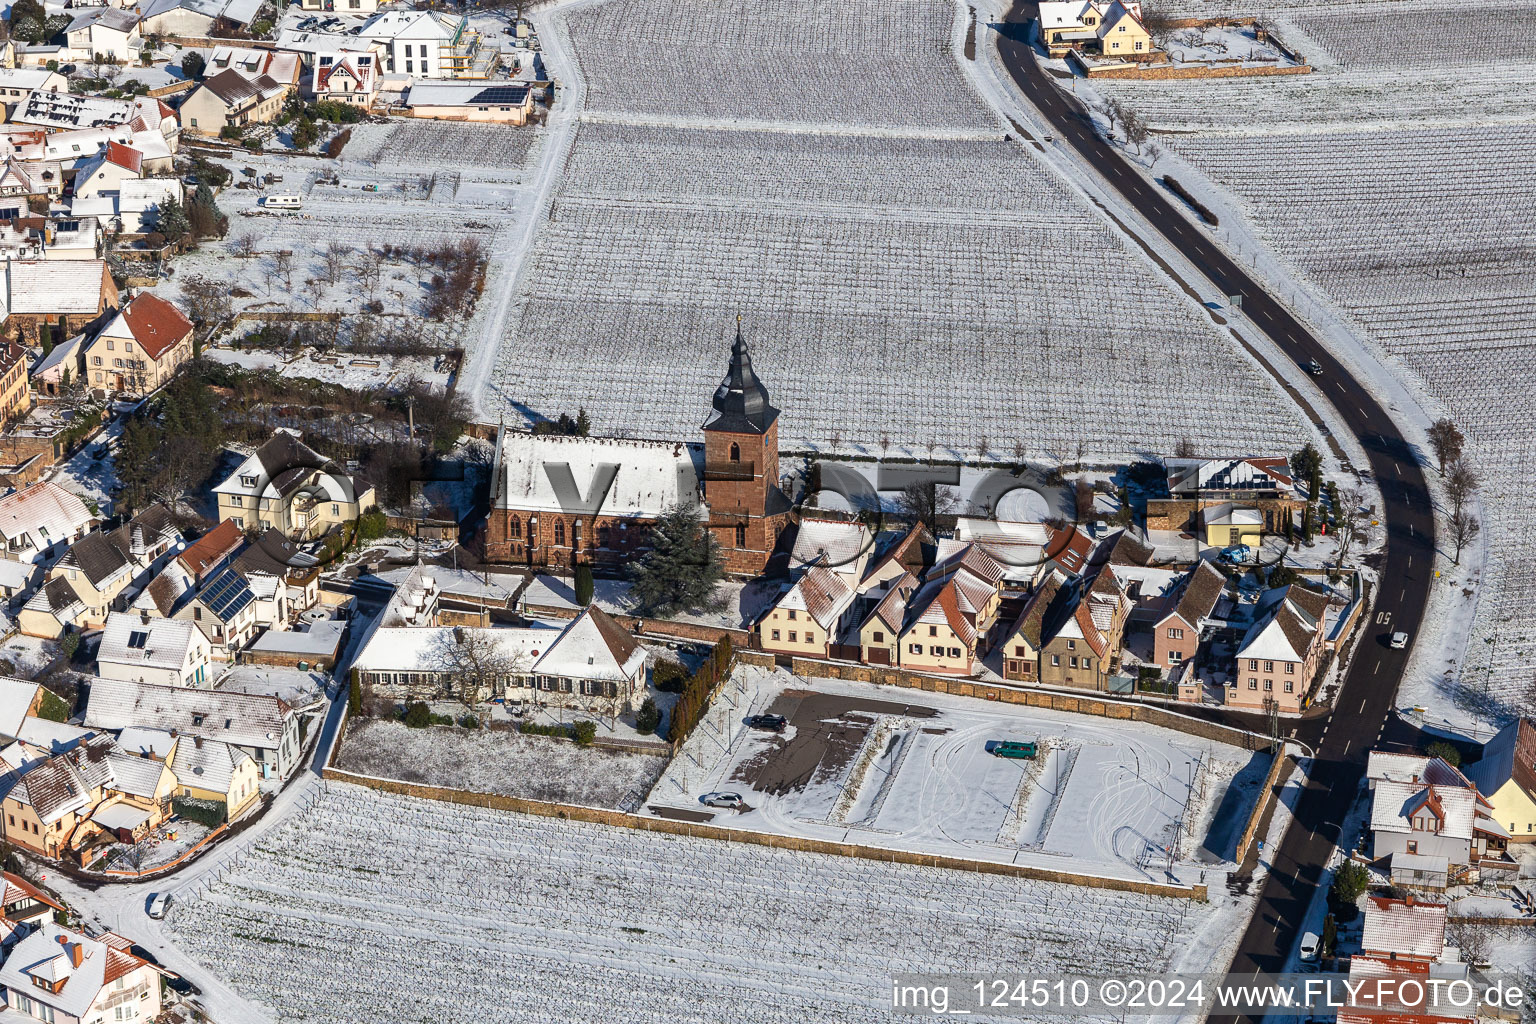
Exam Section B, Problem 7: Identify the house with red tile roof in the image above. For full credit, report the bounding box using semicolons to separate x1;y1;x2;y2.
69;140;143;202
80;291;194;398
756;564;857;659
1000;561;1131;690
312;50;381;109
176;520;244;582
0;922;168;1021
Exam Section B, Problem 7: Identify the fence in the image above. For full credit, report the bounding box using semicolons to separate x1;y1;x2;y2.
1234;747;1291;865
320;764;1206;900
100;821;232;879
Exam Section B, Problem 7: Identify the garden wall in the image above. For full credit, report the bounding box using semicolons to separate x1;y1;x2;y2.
1235;748;1292;865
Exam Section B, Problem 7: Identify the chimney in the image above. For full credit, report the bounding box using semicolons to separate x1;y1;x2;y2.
1404;892;1414;907
140;610;150;625
69;943;83;968
194;735;203;749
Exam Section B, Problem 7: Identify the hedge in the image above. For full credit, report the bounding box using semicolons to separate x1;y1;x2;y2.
172;796;226;829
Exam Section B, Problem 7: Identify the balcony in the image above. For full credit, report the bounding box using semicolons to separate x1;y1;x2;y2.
703;460;755;482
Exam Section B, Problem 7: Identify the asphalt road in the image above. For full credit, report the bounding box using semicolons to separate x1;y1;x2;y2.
994;3;1439;995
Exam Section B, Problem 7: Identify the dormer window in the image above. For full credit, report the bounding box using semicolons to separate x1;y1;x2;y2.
729;443;740;462
241;475;257;488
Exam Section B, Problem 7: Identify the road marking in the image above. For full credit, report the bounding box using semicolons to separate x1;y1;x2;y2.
1374;659;1381;673
1359;698;1367;714
1407;555;1412;568
1359;406;1369;418
1400;589;1406;602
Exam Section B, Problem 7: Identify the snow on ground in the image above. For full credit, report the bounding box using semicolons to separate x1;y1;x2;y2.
215;665;327;709
484;0;1318;462
204;344;454;394
335;717;666;809
0;633;61;679
649;666;1267;885
96;819;212;874
45;415;120;516
1084;5;1536;731
163;781;1243;1023
523;573;779;630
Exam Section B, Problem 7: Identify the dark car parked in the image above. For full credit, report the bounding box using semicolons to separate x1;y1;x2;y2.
746;714;787;732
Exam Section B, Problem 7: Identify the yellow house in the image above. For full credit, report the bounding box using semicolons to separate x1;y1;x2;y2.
0;340;30;429
47;504;182;628
1038;0;1153;58
757;565;855;659
857;571;918;666
213;429;378;540
2;736;117;857
171;735;261;819
80;291;195;398
1203;502;1264;549
179;69;289;137
1466;719;1536;843
896;579;977;676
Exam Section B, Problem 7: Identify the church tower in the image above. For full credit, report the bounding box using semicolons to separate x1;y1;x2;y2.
701;323;790;575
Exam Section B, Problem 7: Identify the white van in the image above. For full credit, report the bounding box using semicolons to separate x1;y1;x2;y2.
262;194;303;209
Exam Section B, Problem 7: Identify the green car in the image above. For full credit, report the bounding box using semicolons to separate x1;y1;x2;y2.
985;739;1038;759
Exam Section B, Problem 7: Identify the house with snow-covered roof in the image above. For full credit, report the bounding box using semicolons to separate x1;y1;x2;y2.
1366;750;1513;888
312;50;381;108
0;481;96;566
138;0;264;36
47;503;182;628
1464;717;1536;844
353;602;649;712
95;610;210;688
80;290;194;399
2;259;118;346
1038;0;1152;58
64;7;141;64
71;140;144;202
0;922;166;1021
85;675;301;779
1147;559;1228;673
1147;455;1305;536
1001;560;1130;690
69;176;184;236
1229;583;1330;713
213;429;376;541
856;569;919;666
756;564;857;660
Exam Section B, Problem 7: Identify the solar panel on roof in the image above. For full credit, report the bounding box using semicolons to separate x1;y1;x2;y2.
468;86;529;104
127;630;149;649
201;570;254;621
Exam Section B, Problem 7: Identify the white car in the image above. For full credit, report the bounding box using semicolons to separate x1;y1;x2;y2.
1299;931;1320;962
700;792;744;810
1390;631;1409;650
147;892;172;919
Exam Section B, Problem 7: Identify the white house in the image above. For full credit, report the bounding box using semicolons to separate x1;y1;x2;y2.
0;482;96;565
137;0;264;37
311;50;381;108
359;9;456;78
0;924;166;1024
65;8;142;64
69;141;143;203
71;177;184;235
1366;750;1512;889
95;610;211;687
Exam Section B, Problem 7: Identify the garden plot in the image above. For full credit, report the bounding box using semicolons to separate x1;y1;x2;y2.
1092;13;1536;725
565;0;998;131
204;345;454;393
335;717;667;809
649;669;1262;884
164;783;1235;1023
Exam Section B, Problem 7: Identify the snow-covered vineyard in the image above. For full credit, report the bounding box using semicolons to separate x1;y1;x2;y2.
165;784;1217;1023
488;0;1313;461
564;0;997;130
1093;7;1536;718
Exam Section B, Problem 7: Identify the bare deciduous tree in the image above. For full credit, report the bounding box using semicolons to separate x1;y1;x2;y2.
321;241;350;286
1448;507;1480;566
1445;458;1478;517
897;480;957;533
1333;488;1371;567
271;250;293;293
230;233;257;260
1426;417;1464;477
432;627;529;703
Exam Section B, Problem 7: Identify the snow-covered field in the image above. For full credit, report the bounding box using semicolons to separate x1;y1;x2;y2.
1093;4;1536;727
485;0;1314;461
163;781;1241;1023
649;668;1267;883
335;717;666;809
